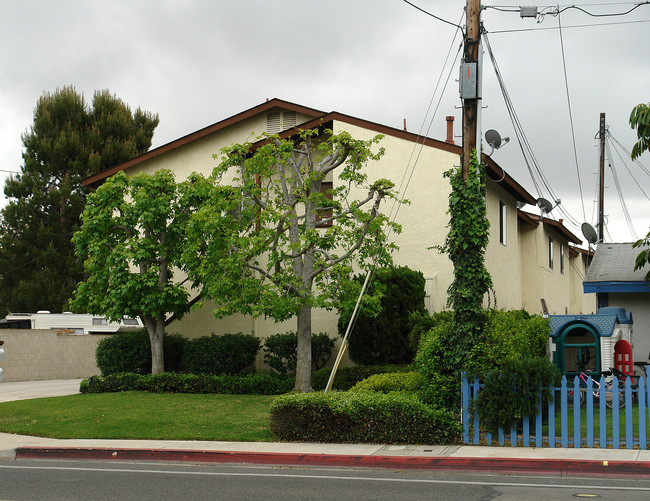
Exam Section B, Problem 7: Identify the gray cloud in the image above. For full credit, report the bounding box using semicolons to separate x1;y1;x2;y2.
0;0;648;242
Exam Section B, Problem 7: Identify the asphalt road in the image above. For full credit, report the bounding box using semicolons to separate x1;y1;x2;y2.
2;459;650;501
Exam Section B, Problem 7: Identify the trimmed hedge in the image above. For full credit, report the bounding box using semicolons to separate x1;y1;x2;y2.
95;331;187;376
270;391;462;444
263;332;336;375
182;333;260;375
311;364;411;391
349;372;426;394
80;372;294;395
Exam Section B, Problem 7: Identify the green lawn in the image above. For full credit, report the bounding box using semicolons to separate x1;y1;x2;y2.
0;392;275;441
553;404;650;442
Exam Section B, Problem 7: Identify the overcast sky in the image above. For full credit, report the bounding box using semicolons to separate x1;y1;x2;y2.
1;0;648;244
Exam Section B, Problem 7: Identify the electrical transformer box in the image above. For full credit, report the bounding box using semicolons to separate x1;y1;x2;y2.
459;62;477;99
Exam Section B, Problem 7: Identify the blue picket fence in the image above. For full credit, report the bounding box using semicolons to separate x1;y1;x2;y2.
461;374;650;448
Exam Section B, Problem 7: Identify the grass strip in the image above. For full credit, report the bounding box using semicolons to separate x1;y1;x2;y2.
0;392;275;441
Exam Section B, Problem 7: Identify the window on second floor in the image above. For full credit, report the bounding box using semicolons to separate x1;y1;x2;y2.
499;201;507;245
315;181;334;227
549;237;554;270
560;244;565;274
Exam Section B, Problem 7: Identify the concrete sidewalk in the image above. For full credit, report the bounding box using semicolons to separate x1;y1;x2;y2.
2;379;650;476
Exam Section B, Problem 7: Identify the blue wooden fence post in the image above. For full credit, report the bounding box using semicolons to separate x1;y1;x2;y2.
473;377;480;445
573;375;581;448
548;387;556;448
561;376;568;448
639;378;647;450
599;375;607;448
461;373;469;444
625;377;633;449
535;382;543;447
586;376;594;448
612;376;620;449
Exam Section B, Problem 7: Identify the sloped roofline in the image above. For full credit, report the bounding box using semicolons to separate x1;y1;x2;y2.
82;98;535;204
518;210;582;245
82;98;326;187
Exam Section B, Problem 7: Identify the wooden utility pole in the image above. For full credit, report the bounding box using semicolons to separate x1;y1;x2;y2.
598;112;606;242
462;0;482;181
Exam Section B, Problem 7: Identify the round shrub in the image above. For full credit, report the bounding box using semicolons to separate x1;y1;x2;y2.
95;330;187;375
182;333;260;375
349;371;426;394
311;364;411;391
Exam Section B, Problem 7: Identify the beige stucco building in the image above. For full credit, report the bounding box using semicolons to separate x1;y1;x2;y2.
84;98;596;344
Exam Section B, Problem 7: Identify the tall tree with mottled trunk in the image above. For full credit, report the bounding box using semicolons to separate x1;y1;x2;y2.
184;130;399;392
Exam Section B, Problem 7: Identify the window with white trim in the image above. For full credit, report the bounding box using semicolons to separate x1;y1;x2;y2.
549;237;554;270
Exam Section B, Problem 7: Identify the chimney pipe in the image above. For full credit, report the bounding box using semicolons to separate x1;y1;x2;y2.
445;116;455;144
403;118;407;132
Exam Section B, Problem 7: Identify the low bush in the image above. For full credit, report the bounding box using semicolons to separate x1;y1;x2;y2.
95;331;187;376
263;332;335;375
475;356;561;433
414;310;552;411
80;372;294;395
311;364;411;391
407;310;454;352
182;333;260;375
349;372;426;394
270;391;461;444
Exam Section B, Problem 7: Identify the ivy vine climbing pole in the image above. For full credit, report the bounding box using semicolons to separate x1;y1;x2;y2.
438;150;493;372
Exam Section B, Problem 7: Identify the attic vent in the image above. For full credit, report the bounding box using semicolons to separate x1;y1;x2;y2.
267;111;297;133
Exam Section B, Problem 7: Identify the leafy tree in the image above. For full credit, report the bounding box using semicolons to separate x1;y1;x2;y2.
337;266;426;365
630;102;650;278
184;129;399;392
72;170;192;374
633;232;650;280
630;102;650;161
0;86;158;313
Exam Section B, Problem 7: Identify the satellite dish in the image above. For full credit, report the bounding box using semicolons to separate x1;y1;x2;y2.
485;129;502;149
581;223;598;245
536;197;554;214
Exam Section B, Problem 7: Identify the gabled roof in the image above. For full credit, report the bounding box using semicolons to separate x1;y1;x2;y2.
517;210;582;244
584;242;650;293
83;98;325;187
82;98;535;204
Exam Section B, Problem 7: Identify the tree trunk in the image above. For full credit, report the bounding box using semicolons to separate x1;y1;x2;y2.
293;303;313;392
144;314;165;374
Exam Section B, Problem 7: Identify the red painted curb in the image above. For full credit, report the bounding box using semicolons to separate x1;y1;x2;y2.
14;447;650;477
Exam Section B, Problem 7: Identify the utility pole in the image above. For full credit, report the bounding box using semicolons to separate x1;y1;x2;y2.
461;0;482;181
598;112;606;243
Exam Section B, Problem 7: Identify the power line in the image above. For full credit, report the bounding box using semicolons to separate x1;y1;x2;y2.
489;18;650;33
483;33;584;229
557;13;587;223
402;0;465;33
605;139;638;239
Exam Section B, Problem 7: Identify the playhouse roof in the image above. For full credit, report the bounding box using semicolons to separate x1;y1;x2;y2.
549;307;632;338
